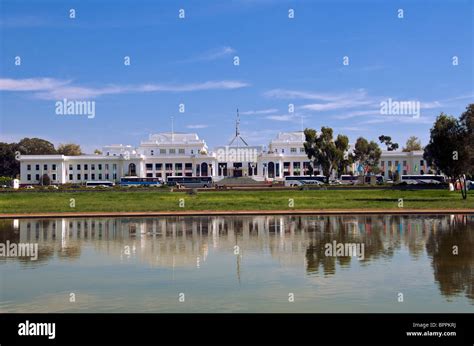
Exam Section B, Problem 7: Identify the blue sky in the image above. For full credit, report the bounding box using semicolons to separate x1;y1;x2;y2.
0;0;473;153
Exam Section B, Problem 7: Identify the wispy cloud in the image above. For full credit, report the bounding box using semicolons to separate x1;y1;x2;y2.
265;113;306;122
240;108;278;115
186;124;209;129
0;77;250;100
178;46;236;63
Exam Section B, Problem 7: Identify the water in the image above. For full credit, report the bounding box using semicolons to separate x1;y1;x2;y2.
0;214;472;313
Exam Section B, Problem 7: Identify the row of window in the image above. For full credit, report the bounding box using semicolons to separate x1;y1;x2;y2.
275;148;306;154
145;163;193;171
26;174;57;181
26;163;119;171
381;160;425;167
148;148;188;156
26;164;57;171
68;163;117;171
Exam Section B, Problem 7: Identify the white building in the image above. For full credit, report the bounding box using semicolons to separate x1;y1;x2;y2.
18;129;428;185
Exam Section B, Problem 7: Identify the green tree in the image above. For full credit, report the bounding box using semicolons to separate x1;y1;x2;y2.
17;138;56;155
378;135;399;151
57;143;82;156
459;104;474;176
424;113;469;199
353;137;382;174
40;174;51;186
402;136;422;152
304;127;350;177
0;142;20;177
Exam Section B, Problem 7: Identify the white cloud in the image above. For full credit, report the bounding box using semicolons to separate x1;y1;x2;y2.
263;88;367;102
0;77;250;100
186;124;209;129
240;108;278;115
179;46;236;63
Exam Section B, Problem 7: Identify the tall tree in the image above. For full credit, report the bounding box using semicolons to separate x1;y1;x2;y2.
402;136;422;152
57;143;82;156
459;104;474;176
17;138;56;155
304;127;350;177
378;135;399;151
353;137;382;174
0;142;20;177
424;113;469;199
334;134;351;175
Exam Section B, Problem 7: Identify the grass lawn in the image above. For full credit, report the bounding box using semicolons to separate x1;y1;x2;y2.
0;189;473;214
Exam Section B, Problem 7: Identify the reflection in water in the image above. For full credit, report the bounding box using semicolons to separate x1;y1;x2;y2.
0;214;473;312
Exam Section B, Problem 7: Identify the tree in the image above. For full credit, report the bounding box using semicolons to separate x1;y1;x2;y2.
94;149;103;155
459;104;474;176
57;143;82;156
353;137;382;174
403;136;422;152
334;134;351;175
304;127;350;177
424;113;469;199
17;138;56;155
378;135;399;151
0;142;20;177
40;174;51;186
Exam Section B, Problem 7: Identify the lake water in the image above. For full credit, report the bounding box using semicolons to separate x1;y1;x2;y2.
0;214;473;313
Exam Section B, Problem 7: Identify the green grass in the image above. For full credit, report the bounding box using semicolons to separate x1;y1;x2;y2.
0;189;473;214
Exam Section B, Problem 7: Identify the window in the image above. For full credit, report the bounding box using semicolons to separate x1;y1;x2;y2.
300;148;305;153
69;164;73;170
381;161;385;166
98;164;102;170
27;174;31;181
155;172;162;178
160;149;166;154
91;174;95;180
52;164;56;170
403;161;407;167
52;174;56;180
169;149;176;154
27;164;31;170
146;173;153;177
151;150;154;156
175;163;182;170
44;164;48;170
35;164;40;170
146;164;153;170
191;150;194;154
98;174;102;180
85;174;89;180
105;174;109;180
77;164;81;170
395;161;399;166
113;164;117;170
179;148;185;154
420;160;424;166
35;174;40;180
69;174;73;180
388;161;392;166
113;173;117;179
155;163;162;170
105;164;109;170
165;163;172;171
185;163;192;170
91;164;95;170
281;149;285;153
77;174;81;180
291;148;297;153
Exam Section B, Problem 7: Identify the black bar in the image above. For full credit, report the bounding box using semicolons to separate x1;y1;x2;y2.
1;313;473;345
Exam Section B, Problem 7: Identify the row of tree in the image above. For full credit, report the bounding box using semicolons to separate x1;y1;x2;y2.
0;138;83;178
303;103;473;198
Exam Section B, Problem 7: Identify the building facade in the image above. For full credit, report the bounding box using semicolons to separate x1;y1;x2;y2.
18;130;428;185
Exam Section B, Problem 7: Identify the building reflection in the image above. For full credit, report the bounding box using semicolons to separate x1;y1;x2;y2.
1;214;472;302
